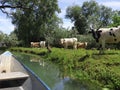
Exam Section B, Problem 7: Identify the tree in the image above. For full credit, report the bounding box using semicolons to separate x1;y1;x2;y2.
66;5;87;34
110;11;120;27
0;31;4;42
0;31;12;47
65;0;113;34
98;5;113;27
82;1;113;28
8;32;19;46
0;0;60;46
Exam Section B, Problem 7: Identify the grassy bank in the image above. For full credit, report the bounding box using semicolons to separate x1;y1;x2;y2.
9;47;120;90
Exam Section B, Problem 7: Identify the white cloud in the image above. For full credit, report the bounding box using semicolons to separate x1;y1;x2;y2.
58;0;78;29
58;9;66;18
58;0;75;5
0;12;14;35
100;1;120;10
62;19;74;29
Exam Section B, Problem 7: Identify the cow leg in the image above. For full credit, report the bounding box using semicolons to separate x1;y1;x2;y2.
73;44;77;49
65;44;67;49
98;44;103;54
99;41;105;54
99;48;104;54
97;44;102;50
102;40;105;50
74;42;77;49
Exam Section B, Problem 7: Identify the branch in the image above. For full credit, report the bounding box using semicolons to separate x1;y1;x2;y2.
0;4;30;16
0;8;9;16
0;5;29;9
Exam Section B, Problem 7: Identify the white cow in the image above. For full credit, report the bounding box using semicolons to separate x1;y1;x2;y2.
60;38;78;49
40;41;46;48
90;26;120;49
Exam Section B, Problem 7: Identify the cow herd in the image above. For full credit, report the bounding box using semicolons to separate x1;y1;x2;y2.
31;38;88;49
30;25;120;51
60;38;88;49
31;41;46;48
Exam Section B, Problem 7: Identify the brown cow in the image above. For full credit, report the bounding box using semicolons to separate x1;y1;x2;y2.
77;42;88;49
31;42;40;48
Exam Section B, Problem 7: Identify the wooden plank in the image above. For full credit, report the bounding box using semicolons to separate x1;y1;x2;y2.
0;87;23;90
0;72;29;80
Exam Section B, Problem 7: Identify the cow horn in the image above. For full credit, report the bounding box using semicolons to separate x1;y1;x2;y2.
90;24;93;30
97;24;102;31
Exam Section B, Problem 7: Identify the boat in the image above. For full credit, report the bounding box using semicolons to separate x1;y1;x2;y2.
0;51;51;90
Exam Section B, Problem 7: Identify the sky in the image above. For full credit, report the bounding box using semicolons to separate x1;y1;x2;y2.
0;0;120;35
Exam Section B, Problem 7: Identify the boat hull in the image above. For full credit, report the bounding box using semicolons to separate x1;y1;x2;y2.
0;51;50;90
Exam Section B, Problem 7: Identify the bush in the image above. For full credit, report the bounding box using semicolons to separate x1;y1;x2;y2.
76;34;98;49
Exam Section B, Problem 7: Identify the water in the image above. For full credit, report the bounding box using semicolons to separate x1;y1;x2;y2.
12;52;101;90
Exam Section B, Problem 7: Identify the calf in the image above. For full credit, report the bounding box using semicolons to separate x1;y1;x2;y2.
90;26;120;49
77;42;88;49
60;38;78;49
31;42;40;48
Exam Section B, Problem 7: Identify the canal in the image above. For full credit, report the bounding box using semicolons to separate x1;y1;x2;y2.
11;51;101;90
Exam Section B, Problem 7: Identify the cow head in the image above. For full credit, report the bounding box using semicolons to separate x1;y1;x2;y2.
60;39;64;44
90;26;98;39
89;25;102;42
60;39;66;45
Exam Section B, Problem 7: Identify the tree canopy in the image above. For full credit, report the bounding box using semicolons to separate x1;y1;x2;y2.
65;0;114;34
110;11;120;27
66;5;87;34
0;0;61;46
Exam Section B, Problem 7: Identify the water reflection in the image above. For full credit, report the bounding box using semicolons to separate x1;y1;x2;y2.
30;58;45;67
13;52;101;90
53;77;70;90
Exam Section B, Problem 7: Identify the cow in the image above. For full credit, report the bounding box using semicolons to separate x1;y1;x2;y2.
40;41;46;48
89;26;120;50
30;42;40;48
60;38;78;49
77;42;88;49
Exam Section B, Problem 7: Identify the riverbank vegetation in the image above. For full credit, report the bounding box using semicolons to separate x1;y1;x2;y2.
9;47;120;90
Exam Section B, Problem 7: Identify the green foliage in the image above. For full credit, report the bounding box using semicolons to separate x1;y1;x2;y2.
66;5;82;21
75;50;120;90
76;34;99;49
8;32;19;46
0;31;4;41
46;27;79;47
0;31;19;47
110;12;120;27
9;47;48;55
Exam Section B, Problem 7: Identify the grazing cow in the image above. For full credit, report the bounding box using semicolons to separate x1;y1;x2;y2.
30;42;40;48
90;26;120;49
77;42;88;49
60;38;78;49
40;41;46;48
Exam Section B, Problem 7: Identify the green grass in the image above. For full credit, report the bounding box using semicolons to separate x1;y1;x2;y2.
9;47;120;89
